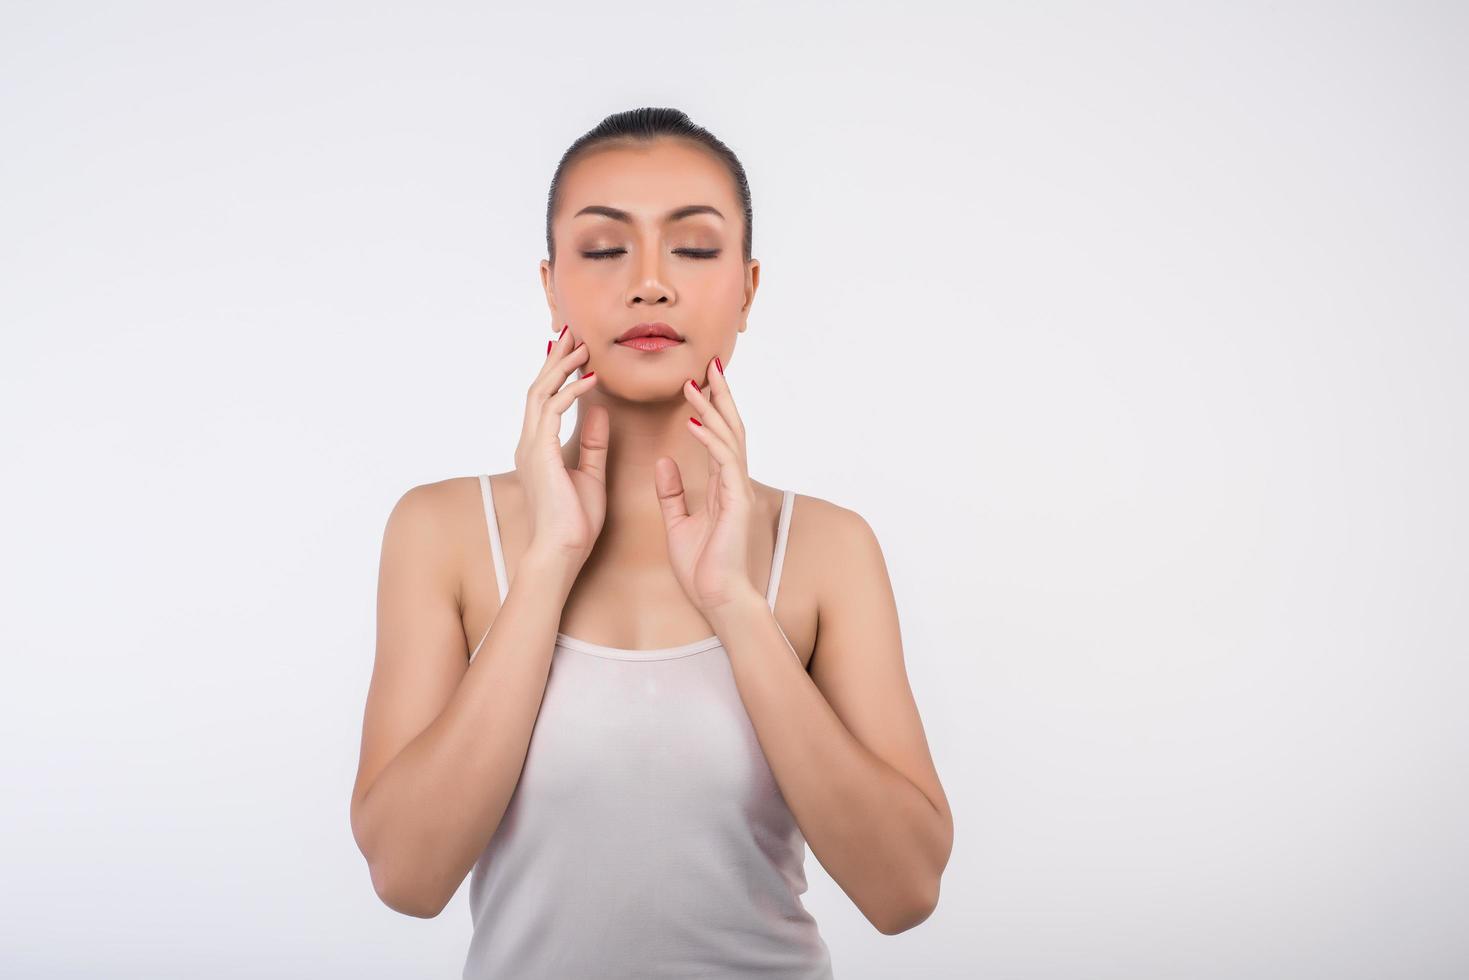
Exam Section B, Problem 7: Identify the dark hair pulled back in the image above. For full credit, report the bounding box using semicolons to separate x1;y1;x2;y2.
545;107;753;267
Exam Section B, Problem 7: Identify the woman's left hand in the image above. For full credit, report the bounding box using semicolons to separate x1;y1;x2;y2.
654;356;760;614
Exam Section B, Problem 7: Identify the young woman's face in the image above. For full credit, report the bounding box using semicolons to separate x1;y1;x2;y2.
541;138;758;395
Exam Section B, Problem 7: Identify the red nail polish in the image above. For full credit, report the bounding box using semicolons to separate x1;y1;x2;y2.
689;378;699;391
559;324;568;340
715;356;724;375
689;416;702;426
546;339;553;355
583;371;595;379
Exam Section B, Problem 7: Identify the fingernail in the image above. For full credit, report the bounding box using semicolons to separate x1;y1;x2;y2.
689;416;702;426
546;339;552;355
715;356;724;375
559;324;568;340
688;378;699;391
583;370;595;379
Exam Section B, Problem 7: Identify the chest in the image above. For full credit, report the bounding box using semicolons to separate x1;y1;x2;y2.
552;570;816;671
505;647;793;839
460;475;818;670
556;556;720;646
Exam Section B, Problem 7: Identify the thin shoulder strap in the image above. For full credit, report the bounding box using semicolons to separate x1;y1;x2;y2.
765;489;796;611
470;474;508;664
478;474;509;605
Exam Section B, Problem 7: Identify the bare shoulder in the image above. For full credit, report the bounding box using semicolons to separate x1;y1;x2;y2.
382;473;519;616
751;489;887;663
353;474;491;828
386;474;477;531
789;492;900;672
749;484;874;538
786;492;889;592
785;491;877;534
793;493;953;864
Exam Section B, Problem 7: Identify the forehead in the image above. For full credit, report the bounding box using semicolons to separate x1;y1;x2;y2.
557;139;737;222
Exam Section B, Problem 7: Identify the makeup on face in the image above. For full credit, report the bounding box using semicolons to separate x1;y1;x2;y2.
564;201;732;358
616;337;683;352
615;321;684;353
572;204;727;268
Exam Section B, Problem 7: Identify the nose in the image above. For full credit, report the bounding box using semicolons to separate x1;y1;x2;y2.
627;249;673;307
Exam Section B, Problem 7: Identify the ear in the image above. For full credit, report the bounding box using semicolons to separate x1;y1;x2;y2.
738;259;760;333
540;259;557;318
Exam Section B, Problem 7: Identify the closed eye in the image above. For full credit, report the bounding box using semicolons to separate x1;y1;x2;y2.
582;248;721;261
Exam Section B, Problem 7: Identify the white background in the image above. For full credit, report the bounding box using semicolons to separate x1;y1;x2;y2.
3;2;1466;977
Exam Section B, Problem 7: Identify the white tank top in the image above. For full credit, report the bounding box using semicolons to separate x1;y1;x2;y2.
462;474;835;979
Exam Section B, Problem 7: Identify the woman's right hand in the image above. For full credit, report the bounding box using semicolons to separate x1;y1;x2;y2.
513;324;608;568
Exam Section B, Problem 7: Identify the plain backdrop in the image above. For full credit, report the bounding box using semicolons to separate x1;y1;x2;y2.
3;2;1465;978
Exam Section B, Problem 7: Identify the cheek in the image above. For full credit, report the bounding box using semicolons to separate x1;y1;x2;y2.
688;266;746;307
555;264;620;306
561;262;611;286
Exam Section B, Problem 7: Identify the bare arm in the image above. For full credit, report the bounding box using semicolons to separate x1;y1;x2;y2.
706;501;953;935
348;482;578;918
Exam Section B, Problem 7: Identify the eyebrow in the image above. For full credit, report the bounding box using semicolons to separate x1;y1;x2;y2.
572;204;725;223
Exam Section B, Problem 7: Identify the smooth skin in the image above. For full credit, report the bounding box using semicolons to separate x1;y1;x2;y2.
349;138;953;933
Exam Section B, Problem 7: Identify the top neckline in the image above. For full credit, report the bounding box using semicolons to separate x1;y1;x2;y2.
470;474;797;663
553;630;725;661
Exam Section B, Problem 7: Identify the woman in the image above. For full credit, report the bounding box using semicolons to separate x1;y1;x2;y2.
349;107;953;978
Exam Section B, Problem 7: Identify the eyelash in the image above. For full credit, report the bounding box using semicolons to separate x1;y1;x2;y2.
581;248;720;261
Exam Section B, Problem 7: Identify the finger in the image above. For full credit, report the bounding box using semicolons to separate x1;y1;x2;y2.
576;403;610;486
527;328;574;428
518;325;579;464
545;323;569;361
701;387;719;512
706;464;720;522
683;379;744;466
653;456;691;532
690;417;753;514
544;368;598;421
686;411;743;477
535;343;591;410
535;370;596;451
523;340;584;449
700;356;746;450
531;326;587;396
539;323;570;372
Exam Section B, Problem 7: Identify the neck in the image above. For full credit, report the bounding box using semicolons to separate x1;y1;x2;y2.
561;390;713;521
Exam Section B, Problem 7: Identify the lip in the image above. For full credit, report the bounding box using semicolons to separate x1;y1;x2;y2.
616;321;683;343
615;336;684;352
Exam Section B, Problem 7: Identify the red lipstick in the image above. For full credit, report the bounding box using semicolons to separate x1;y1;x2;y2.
616;322;684;352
